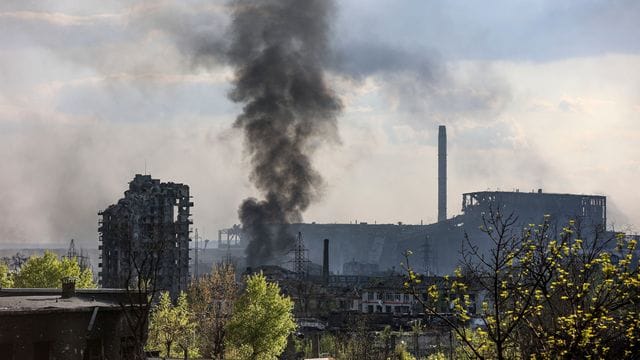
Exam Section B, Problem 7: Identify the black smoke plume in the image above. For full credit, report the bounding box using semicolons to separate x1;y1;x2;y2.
227;0;342;266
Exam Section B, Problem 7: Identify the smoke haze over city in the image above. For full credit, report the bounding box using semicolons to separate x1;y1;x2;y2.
0;0;639;248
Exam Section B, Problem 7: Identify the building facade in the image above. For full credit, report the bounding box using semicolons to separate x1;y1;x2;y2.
99;174;192;297
0;286;146;360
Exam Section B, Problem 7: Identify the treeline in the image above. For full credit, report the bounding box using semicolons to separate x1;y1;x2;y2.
0;250;95;288
145;266;296;360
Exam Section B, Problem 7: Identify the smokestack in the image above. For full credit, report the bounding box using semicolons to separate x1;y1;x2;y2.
61;277;76;299
438;125;447;222
322;238;329;283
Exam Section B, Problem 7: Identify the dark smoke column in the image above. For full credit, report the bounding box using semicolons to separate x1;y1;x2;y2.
228;0;342;267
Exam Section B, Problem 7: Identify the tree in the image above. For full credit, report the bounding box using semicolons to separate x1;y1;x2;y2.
12;251;96;288
516;225;640;358
405;210;532;360
404;211;640;359
147;291;198;359
225;272;296;360
0;262;13;288
119;238;167;360
188;262;238;359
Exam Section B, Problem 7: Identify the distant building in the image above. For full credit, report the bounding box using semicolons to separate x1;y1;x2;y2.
356;276;425;315
99;174;193;298
343;260;379;276
461;190;607;230
218;188;609;276
0;283;146;360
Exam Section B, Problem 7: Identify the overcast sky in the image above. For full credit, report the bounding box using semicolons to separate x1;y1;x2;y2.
1;0;639;247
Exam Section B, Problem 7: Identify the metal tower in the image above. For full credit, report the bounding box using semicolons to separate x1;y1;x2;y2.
291;232;309;279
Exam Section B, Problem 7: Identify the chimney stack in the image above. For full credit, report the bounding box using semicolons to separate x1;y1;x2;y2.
61;277;76;299
322;238;329;283
438;125;447;222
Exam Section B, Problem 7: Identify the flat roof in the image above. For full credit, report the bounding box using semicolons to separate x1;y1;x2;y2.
0;288;134;315
0;295;120;314
462;190;605;198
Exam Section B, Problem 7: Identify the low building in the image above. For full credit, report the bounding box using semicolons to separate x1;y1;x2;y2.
343;260;380;276
357;276;417;315
0;283;146;360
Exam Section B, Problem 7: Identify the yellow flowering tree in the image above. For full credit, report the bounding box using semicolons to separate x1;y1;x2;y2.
404;211;640;360
518;225;640;359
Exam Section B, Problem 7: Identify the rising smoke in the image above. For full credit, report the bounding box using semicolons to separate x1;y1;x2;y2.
227;0;342;266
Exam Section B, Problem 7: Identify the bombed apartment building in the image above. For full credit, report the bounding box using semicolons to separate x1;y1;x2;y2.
99;174;193;298
211;125;609;276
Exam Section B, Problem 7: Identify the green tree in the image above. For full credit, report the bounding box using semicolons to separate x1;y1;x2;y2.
147;291;199;359
225;273;296;360
13;251;96;288
0;262;13;288
188;263;238;359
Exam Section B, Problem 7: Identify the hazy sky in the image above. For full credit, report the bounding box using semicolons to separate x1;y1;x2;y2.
1;0;639;247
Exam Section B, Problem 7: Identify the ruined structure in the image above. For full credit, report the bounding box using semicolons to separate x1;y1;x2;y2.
462;190;606;230
215;121;611;276
215;187;609;276
98;175;192;298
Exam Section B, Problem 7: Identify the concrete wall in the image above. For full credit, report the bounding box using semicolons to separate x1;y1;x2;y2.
0;309;130;360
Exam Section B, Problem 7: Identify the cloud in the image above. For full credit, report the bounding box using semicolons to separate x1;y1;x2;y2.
330;41;512;130
0;0;639;250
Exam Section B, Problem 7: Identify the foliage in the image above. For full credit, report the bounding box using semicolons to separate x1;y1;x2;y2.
519;229;640;359
0;262;13;288
394;341;416;360
426;352;447;360
188;263;238;359
225;272;296;360
404;212;640;360
147;291;199;359
12;251;95;288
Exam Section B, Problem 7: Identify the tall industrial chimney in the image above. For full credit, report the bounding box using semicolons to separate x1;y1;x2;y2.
438;125;447;222
322;238;329;283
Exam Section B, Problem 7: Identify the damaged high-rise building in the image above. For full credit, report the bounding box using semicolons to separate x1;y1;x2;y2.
98;174;192;298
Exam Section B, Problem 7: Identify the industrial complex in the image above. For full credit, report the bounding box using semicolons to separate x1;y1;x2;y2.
0;125;627;359
205;125;609;276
